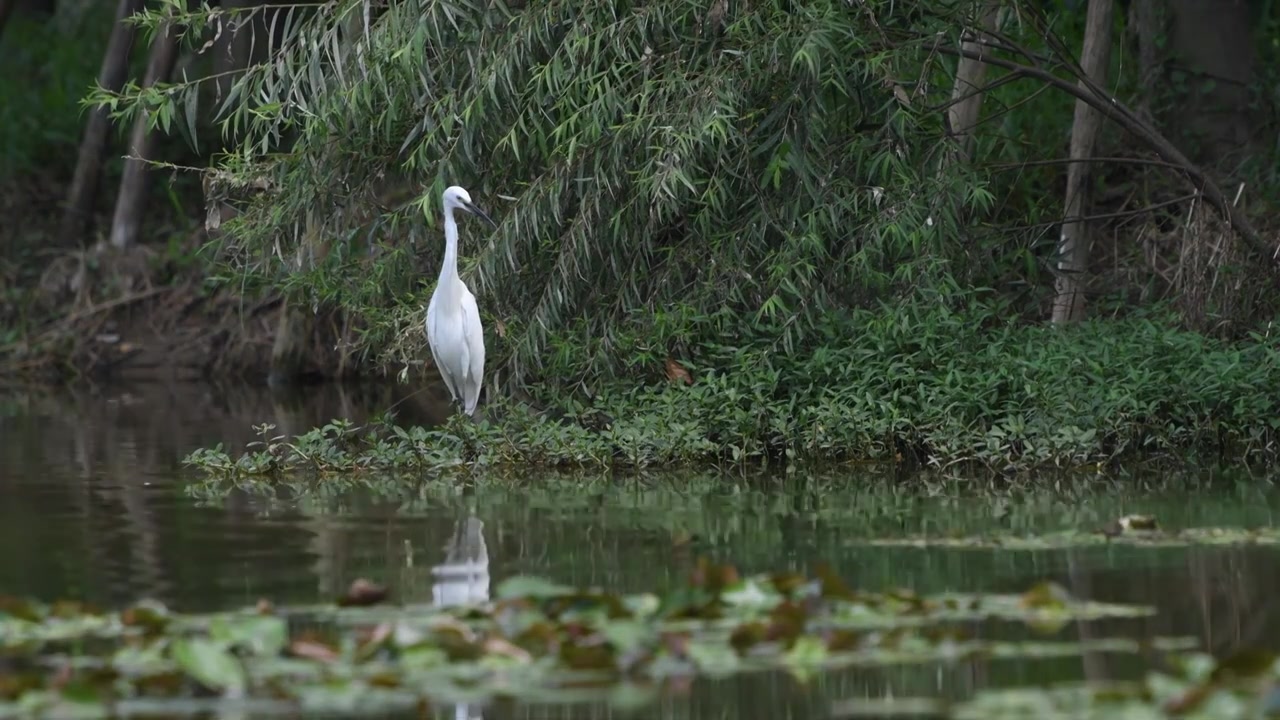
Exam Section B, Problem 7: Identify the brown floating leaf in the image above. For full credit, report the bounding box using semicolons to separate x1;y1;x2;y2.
1101;514;1160;538
888;588;927;610
542;592;630;620
661;631;691;660
430;619;484;661
513;620;558;658
825;628;862;653
1209;649;1277;683
355;622;395;662
765;601;807;647
729;621;767;655
120;605;169;635
483;637;533;663
664;357;693;385
770;572;807;597
288;637;340;663
1163;682;1215;715
49;600;98;619
367;671;401;688
339;578;389;607
0;596;40;622
48;663;74;691
132;670;186;696
690;557;740;595
1119;514;1159;531
815;564;855;601
559;638;615;671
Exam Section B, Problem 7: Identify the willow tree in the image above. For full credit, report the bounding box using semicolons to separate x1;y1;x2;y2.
93;0;1005;389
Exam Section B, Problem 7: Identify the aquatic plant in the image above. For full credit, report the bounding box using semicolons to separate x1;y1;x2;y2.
0;562;1172;718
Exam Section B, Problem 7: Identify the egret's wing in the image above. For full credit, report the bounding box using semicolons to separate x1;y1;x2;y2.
459;287;486;416
426;292;460;401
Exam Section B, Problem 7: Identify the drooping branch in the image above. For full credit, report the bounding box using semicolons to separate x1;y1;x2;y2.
929;42;1271;276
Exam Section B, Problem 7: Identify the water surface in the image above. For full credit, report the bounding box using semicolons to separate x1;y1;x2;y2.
2;380;1279;717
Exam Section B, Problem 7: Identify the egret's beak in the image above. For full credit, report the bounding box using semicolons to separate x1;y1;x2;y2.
461;200;497;229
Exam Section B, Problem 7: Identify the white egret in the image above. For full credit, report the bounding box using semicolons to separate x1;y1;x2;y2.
426;185;496;417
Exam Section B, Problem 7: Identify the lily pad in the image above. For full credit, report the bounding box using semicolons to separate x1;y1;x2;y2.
0;563;1192;717
850;525;1280;550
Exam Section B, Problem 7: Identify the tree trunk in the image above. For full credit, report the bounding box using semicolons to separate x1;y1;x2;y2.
947;1;1004;163
59;0;146;247
1051;0;1114;324
107;10;182;249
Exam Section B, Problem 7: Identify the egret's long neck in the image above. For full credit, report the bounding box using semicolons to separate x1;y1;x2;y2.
439;207;460;292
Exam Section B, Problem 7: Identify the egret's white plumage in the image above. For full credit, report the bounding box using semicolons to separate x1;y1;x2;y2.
426;185;495;417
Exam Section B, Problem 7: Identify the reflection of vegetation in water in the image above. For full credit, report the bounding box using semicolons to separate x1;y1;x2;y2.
0;561;1181;718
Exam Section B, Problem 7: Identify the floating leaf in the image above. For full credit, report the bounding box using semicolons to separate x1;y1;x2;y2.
854;525;1280;550
496;576;573;600
171;637;246;695
338;578;389;607
208;614;287;657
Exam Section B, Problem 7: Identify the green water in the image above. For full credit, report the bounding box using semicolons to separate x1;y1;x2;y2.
3;381;1280;718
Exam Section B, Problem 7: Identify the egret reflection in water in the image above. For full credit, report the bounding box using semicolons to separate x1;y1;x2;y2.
431;513;489;720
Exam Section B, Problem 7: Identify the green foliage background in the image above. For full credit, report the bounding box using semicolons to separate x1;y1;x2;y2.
100;0;1100;385
55;0;1280;465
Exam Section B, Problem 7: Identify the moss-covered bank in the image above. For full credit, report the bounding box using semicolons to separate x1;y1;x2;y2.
184;303;1280;478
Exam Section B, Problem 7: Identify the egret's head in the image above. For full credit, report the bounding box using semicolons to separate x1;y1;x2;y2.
443;185;496;228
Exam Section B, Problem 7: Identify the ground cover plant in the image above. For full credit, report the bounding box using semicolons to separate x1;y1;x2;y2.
182;300;1280;475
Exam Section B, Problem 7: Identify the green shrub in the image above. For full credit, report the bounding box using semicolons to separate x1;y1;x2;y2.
185;301;1280;478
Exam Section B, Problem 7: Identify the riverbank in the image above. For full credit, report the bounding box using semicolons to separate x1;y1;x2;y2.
0;215;353;384
7;183;1279;475
182;302;1280;477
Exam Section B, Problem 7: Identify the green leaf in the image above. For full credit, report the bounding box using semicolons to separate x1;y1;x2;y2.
496;575;573;600
207;613;287;657
171;637;247;694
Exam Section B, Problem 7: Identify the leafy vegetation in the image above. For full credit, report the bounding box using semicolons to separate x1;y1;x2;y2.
957;650;1280;720
0;560;1183;718
85;0;1280;391
183;300;1280;475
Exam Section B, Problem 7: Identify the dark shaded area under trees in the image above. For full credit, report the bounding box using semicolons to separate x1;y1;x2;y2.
2;0;1280;468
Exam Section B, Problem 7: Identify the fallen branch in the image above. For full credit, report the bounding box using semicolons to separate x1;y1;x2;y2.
60;287;172;326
